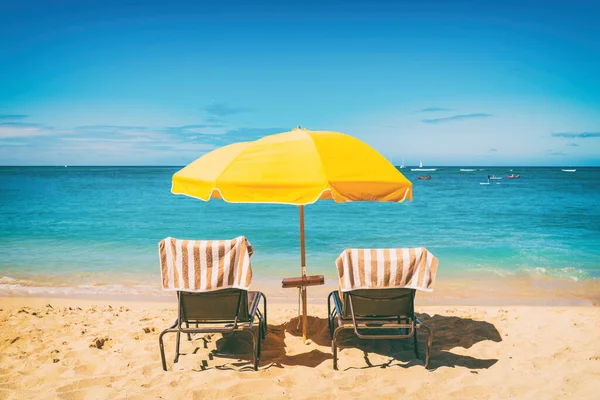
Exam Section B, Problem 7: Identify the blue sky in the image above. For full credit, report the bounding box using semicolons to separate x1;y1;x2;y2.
1;0;599;166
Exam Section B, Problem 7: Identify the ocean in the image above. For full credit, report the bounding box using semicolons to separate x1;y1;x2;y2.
1;166;599;297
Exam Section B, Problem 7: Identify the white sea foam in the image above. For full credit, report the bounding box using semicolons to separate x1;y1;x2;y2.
0;274;163;297
465;265;593;282
524;266;590;282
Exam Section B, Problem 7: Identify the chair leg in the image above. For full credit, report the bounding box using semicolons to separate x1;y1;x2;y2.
186;322;192;341
258;315;265;340
159;329;171;371
159;320;178;371
421;324;432;369
249;329;260;371
413;325;420;359
332;326;343;370
174;331;181;363
263;295;268;337
257;328;262;364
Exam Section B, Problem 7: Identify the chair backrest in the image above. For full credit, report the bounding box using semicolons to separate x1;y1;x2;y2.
342;288;415;319
335;248;438;293
179;289;250;322
159;236;254;293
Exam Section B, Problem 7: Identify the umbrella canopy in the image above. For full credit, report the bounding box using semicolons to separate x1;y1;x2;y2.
171;127;413;340
172;127;412;204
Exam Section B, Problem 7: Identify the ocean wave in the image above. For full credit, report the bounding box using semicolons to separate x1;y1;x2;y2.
467;266;594;282
0;275;38;286
468;267;517;278
0;275;163;297
520;266;592;282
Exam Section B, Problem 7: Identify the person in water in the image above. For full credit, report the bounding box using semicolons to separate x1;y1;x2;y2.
487;174;490;183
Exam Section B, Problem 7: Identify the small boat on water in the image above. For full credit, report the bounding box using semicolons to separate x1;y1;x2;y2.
411;160;437;172
562;169;576;172
399;156;405;169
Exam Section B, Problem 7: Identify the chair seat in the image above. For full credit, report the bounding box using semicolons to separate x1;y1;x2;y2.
328;288;432;369
160;289;267;371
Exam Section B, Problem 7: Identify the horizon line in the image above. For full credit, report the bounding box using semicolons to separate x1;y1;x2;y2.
0;165;597;168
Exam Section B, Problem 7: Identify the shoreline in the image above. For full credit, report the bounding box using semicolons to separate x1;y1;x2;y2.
1;272;599;306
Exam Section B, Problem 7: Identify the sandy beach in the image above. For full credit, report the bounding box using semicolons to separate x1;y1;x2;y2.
1;295;599;400
2;0;599;398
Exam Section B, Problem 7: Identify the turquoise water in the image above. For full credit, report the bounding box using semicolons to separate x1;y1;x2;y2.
1;166;599;294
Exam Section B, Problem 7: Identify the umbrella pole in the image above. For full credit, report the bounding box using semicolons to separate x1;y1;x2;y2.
299;205;308;341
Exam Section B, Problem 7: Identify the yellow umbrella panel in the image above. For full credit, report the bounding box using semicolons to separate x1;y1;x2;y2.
172;128;413;340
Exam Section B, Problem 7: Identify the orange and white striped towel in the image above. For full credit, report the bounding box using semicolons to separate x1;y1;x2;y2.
336;248;438;292
159;236;253;292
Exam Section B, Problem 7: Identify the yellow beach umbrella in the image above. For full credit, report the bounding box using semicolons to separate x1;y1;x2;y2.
172;127;413;339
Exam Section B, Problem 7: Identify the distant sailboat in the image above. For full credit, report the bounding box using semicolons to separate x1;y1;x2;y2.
411;160;437;172
400;157;405;169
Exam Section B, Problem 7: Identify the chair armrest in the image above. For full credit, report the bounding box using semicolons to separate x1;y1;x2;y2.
248;291;264;325
331;290;344;316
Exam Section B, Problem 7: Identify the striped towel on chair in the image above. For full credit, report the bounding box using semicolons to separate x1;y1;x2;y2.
159;236;253;292
336;248;438;292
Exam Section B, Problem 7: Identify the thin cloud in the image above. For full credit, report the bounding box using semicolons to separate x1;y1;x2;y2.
489;148;498;152
77;125;148;132
421;113;492;124
0;115;286;165
202;127;286;146
0;121;42;128
203;102;250;117
547;150;568;156
0;140;28;146
0;122;61;138
205;116;224;124
566;143;579;147
162;124;225;135
420;107;452;113
0;116;275;145
551;132;600;139
0;114;29;120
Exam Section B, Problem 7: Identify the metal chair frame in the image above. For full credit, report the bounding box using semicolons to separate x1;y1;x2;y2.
159;289;267;371
327;288;432;370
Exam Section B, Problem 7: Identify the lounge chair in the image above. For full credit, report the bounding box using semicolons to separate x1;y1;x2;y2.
157;236;267;371
327;248;438;370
